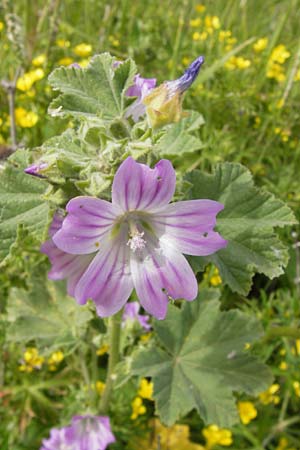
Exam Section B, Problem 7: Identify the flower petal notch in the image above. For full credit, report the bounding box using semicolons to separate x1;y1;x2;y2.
142;55;204;128
44;156;227;320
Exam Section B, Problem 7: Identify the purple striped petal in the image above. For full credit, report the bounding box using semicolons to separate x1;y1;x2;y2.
112;157;176;212
153;200;228;256
74;238;133;316
41;239;94;297
53;197;119;255
130;239;197;319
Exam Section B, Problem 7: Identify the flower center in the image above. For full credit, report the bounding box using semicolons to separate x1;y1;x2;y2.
127;221;146;252
127;231;146;252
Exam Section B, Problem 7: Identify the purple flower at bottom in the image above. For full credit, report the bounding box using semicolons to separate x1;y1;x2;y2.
24;162;48;178
122;302;151;330
40;415;115;450
45;157;227;320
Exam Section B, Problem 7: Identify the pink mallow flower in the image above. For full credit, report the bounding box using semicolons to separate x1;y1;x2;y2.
122;301;151;330
42;157;227;320
40;415;115;450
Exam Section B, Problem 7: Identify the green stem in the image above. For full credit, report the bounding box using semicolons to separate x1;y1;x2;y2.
99;310;122;413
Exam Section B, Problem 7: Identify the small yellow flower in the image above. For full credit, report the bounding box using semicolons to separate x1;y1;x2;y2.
203;425;233;448
259;384;280;405
73;43;92;57
195;4;206;13
17;69;45;91
96;381;106;395
138;378;153;400
56;39;70;48
140;332;152;343
275;436;296;450
47;350;64;371
279;348;287;356
219;30;232;42
32;54;46;67
19;347;44;371
0;22;4;32
193;31;208;41
182;57;191;66
225;56;251;70
238;401;257;425
210;267;222;286
253;38;268;53
292;381;300;397
190;18;202;27
244;342;251;350
78;58;91;68
266;62;286;82
254;116;261;128
295;339;300;355
204;15;220;31
96;344;109;356
58;57;74;66
15;108;38;128
131;396;146;420
270;44;290;64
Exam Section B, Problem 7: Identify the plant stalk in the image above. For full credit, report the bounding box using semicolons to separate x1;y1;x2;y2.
99;310;123;413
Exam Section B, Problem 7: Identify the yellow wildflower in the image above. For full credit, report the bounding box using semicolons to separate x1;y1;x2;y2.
280;130;290;143
204;15;220;31
238;401;257;425
73;43;92;57
19;347;44;372
15;108;38;128
276;437;296;450
131;396;146;420
58;57;74;66
253;116;261;128
140;332;152;343
47;350;64;371
0;22;4;32
225;56;251;70
56;39;70;48
78;58;91;68
182;56;191;66
203;425;233;448
210;267;222;286
244;342;251;350
270;44;290;64
32;54;46;67
295;339;300;355
279;348;287;356
96;381;106;395
253;38;268;53
138;378;153;400
96;344;109;356
266;62;286;82
259;384;280;405
219;30;232;42
190;18;202;27
193;31;208;41
293;381;300;397
195;4;206;13
17;69;45;91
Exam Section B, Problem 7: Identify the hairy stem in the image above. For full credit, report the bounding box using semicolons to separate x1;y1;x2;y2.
99;310;122;414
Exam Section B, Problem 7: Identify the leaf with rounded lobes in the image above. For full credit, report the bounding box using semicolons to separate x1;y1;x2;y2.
132;289;272;427
154;110;204;157
0;159;50;265
186;163;297;295
6;272;94;347
48;53;137;121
